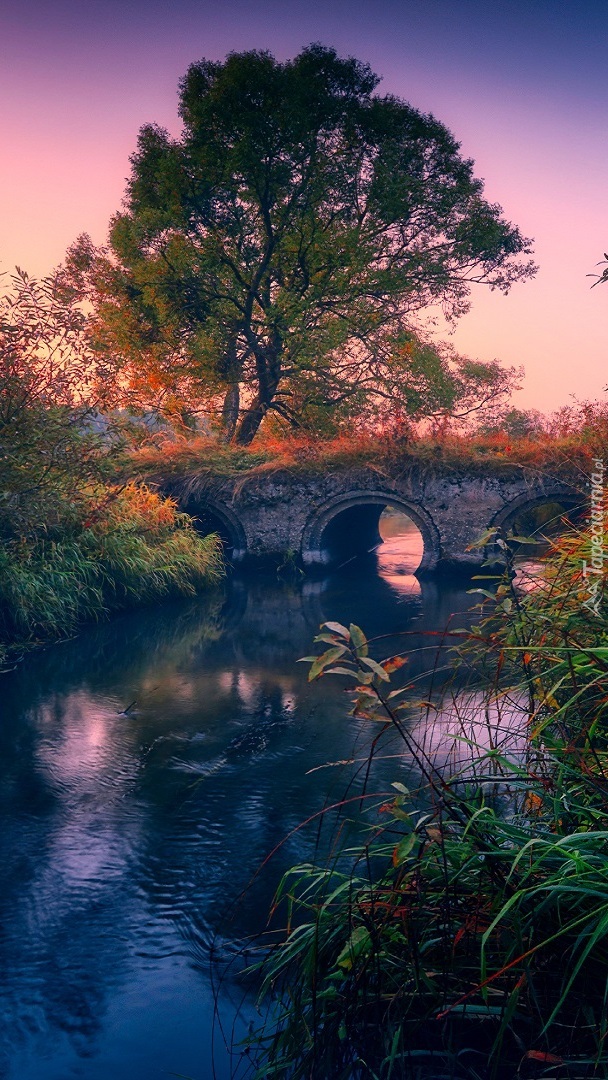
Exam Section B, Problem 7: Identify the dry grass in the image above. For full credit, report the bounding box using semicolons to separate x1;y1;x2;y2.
124;428;601;492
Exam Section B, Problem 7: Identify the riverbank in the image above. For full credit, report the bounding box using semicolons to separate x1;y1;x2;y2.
243;519;608;1078
0;483;223;667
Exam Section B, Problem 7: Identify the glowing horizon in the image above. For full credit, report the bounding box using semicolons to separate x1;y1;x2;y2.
2;0;606;413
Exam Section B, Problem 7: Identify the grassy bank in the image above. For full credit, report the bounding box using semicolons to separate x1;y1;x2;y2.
0;483;223;666
126;421;604;495
241;520;608;1078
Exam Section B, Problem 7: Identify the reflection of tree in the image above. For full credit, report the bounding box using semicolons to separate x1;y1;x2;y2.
0;567;480;1073
4;590;228;703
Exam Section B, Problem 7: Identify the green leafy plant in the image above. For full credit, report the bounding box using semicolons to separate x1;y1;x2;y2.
0;269;224;657
242;514;608;1079
0;483;223;655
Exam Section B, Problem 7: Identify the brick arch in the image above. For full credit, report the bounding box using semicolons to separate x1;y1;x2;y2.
301;490;441;573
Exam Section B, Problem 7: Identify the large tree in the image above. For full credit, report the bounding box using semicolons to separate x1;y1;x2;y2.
69;45;535;444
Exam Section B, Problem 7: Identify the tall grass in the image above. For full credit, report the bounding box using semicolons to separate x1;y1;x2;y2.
240;518;608;1078
0;483;223;656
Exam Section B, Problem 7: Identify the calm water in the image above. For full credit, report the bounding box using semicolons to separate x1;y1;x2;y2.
0;521;484;1080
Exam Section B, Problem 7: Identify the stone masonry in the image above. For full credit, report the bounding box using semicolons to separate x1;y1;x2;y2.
165;463;583;575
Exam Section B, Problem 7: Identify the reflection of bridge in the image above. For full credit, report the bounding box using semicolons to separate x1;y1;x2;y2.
164;464;583;574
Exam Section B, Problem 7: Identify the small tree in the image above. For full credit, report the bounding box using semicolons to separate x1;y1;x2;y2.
0;268;114;539
68;45;536;444
476;406;546;441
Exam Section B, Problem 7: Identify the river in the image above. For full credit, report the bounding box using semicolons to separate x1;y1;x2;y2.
0;518;488;1080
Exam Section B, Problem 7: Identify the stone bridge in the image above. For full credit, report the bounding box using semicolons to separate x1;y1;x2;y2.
163;462;585;575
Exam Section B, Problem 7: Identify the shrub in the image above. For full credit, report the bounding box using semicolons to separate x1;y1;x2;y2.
0;267;120;543
0;269;223;656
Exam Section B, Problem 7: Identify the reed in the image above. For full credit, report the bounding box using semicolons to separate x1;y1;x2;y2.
127;398;608;489
241;518;608;1079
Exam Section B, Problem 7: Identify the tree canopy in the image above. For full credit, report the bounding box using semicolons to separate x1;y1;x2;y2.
69;44;536;443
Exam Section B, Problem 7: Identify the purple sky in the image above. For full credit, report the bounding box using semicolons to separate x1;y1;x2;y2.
2;0;607;412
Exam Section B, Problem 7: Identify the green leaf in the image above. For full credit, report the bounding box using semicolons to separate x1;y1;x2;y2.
322;621;350;639
393;832;416;864
387;686;412;700
391;782;409;795
313;632;343;645
336;925;372;971
349;623;368;657
448;1005;505;1016
359;656;390;681
466;528;498;551
308;646;347;681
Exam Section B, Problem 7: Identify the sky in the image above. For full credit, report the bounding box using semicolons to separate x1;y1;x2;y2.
1;0;607;413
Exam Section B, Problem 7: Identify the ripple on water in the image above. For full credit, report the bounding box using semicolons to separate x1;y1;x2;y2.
0;560;481;1079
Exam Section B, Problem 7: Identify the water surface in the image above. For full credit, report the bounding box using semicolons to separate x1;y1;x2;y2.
0;522;482;1079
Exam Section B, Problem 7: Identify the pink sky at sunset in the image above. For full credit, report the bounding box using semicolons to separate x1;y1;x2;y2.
1;0;606;413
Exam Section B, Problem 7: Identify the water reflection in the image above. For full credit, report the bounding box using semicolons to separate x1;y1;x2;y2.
407;689;530;778
377;508;424;591
0;535;484;1080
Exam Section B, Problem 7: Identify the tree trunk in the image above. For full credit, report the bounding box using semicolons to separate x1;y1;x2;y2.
234;396;269;445
233;348;280;445
221;383;240;442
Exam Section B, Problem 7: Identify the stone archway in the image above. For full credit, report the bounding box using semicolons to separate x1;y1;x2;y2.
301;490;441;574
490;488;585;540
181;497;248;562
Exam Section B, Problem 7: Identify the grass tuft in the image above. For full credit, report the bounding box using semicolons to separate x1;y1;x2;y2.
0;483;223;654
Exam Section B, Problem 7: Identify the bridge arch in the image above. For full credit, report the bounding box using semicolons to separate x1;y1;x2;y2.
301;490;441;574
179;496;247;562
489;487;584;541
